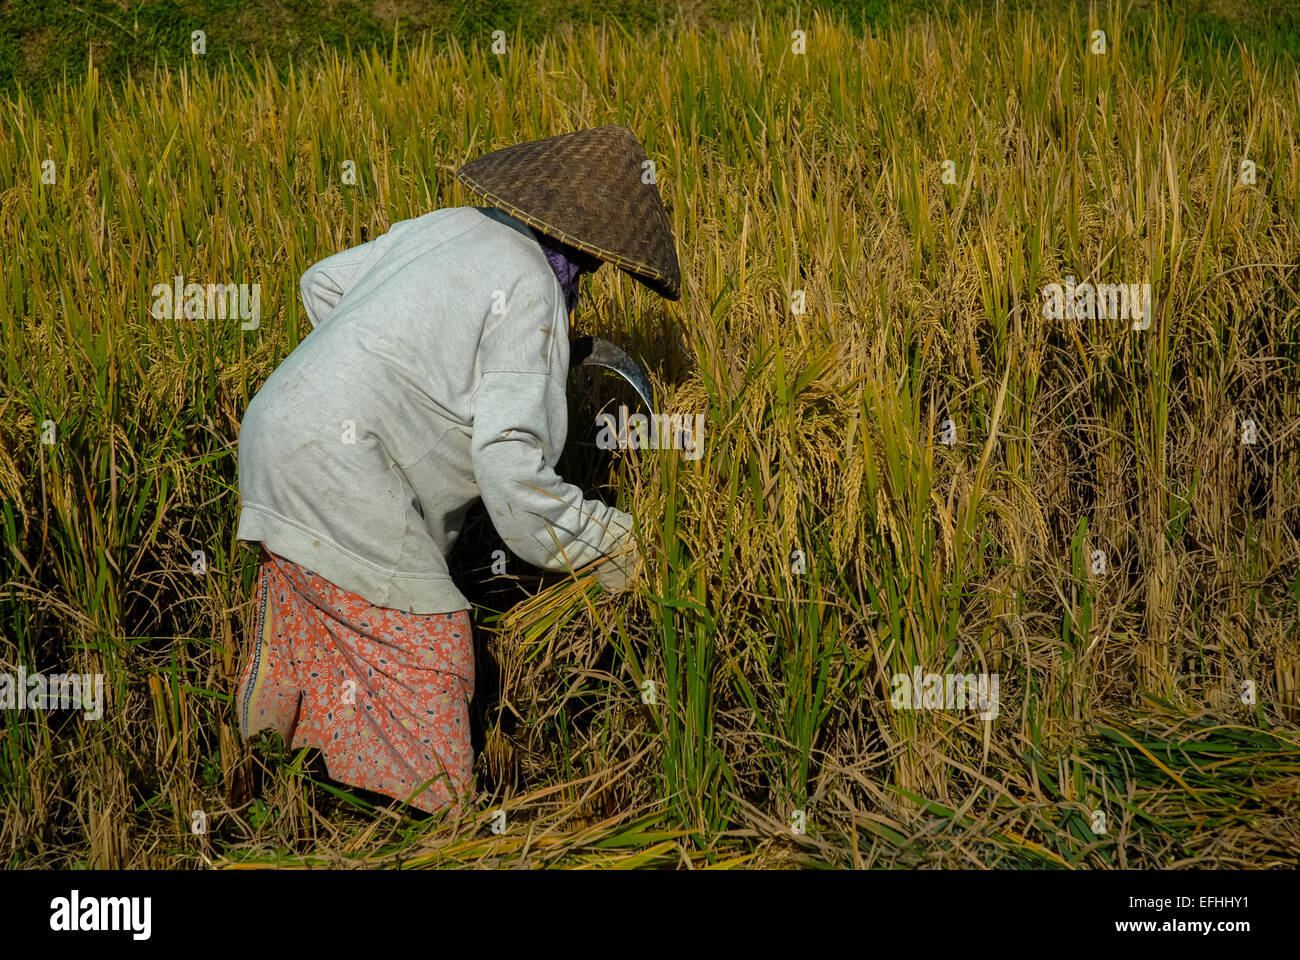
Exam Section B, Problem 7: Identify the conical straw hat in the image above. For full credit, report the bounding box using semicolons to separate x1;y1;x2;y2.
455;126;681;300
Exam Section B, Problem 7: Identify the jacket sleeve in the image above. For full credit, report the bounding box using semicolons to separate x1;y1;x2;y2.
300;221;413;328
470;273;634;572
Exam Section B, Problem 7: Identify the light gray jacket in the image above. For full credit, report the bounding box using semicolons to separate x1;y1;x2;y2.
235;206;633;613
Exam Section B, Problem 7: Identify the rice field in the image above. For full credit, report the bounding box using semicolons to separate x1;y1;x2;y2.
2;4;1299;868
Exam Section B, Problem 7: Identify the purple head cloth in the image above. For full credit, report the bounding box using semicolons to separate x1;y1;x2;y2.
532;229;597;313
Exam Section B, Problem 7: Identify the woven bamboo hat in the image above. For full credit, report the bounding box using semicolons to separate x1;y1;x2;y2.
455;126;681;300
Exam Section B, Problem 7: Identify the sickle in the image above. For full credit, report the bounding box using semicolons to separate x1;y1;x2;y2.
568;337;657;416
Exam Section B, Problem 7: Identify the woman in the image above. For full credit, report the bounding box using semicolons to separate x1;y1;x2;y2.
233;126;681;813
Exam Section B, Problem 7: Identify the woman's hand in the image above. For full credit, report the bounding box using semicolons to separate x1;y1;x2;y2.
593;537;642;593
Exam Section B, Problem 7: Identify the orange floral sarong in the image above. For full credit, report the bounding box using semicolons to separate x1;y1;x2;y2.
236;547;474;813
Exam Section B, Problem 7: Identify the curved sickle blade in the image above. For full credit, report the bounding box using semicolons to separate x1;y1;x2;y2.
569;336;657;415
